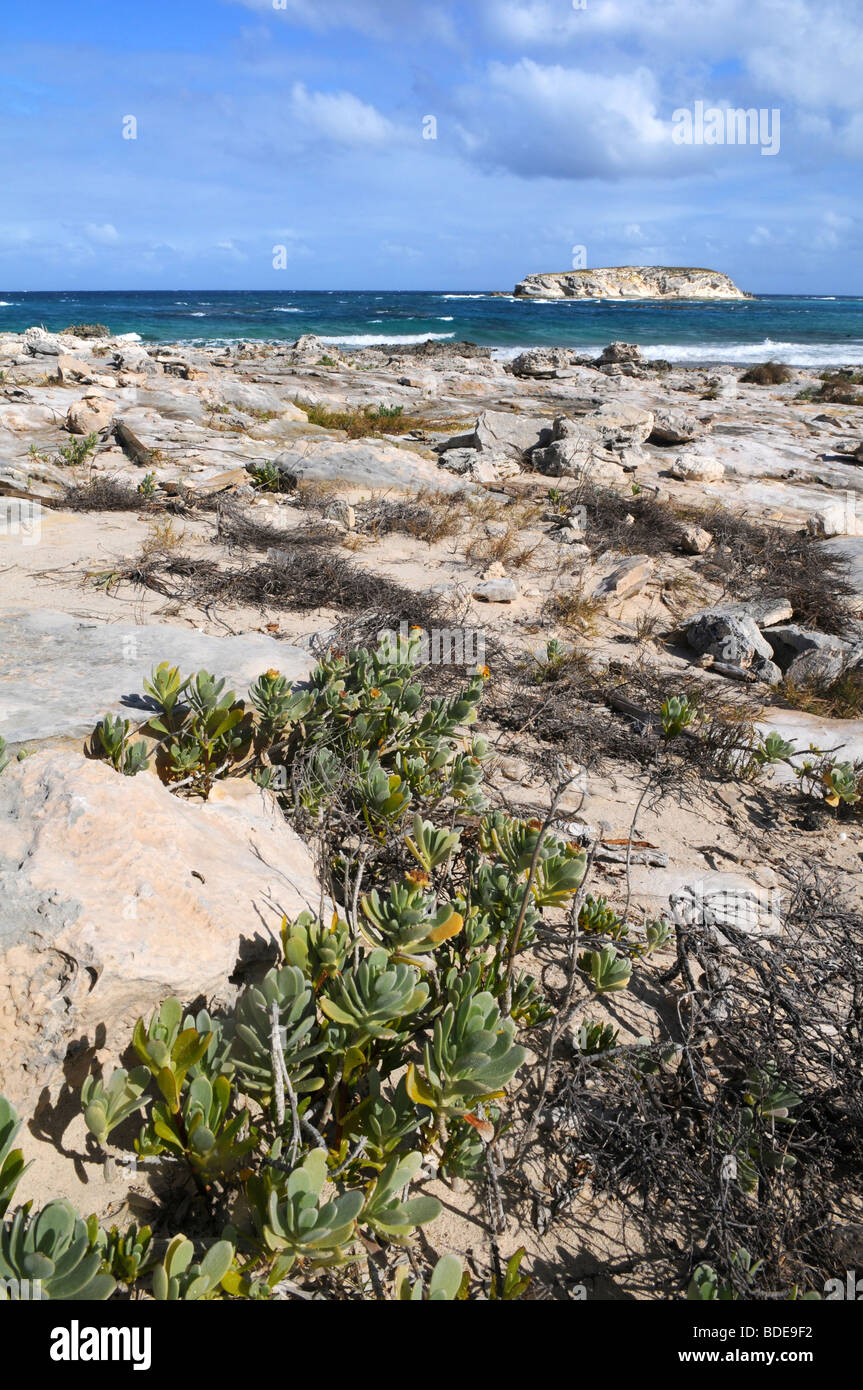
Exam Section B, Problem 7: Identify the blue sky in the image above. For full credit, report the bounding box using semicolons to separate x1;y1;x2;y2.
0;0;860;292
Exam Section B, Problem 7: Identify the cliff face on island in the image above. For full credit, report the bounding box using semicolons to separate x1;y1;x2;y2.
513;266;751;300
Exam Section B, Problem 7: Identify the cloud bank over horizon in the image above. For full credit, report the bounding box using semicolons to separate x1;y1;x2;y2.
0;0;860;291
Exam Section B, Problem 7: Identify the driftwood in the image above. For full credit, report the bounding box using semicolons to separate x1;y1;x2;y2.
114;419;154;467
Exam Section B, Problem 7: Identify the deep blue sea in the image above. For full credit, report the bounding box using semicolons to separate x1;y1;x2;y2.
1;290;862;366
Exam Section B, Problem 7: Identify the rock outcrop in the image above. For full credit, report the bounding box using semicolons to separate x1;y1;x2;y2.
0;753;323;1110
514;266;750;301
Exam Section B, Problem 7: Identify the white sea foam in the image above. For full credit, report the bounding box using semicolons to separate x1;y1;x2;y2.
274;307;301;313
115;331;142;342
318;332;456;346
190;312;206;317
437;316;454;321
640;339;863;366
0;301;14;307
440;294;488;300
491;338;863;366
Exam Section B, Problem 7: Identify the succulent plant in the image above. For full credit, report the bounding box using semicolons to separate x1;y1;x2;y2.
241;1149;364;1279
139;1074;256;1177
340;1072;422;1168
94;1222;154;1286
360;1151;440;1243
282;911;351;986
405;814;462;872
394;1252;465;1301
0;1201;115;1300
249;670;313;742
407;991;526;1126
81;1066;150;1146
661;694;695;739
579;895;627;940
90;712;149;776
578;946;632;993
232;965;326;1104
360;880;463;966
132;999;214;1113
152;1235;235;1300
319;950;429;1046
0;1098;30;1219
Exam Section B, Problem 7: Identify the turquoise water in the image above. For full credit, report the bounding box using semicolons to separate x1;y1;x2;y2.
1;290;862;365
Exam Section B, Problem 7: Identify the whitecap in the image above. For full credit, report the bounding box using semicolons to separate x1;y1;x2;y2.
318;332;456;347
639;338;863;366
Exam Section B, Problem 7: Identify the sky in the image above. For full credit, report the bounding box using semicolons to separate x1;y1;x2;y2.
0;0;860;293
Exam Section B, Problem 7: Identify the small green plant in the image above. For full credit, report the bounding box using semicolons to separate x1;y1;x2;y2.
59;431;100;467
0;1201;115;1301
0;1099;30;1219
94;1223;154;1286
489;1246;531;1300
89;713;150;776
578;945;632;993
661;694;694;739
394;1253;465;1300
81;1066;150;1146
137;471;157;499
152;1236;235;1300
248;460;284;492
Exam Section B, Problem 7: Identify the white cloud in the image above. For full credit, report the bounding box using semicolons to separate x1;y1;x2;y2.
289;83;395;146
84;222;119;244
233;0;457;41
454;60;676;180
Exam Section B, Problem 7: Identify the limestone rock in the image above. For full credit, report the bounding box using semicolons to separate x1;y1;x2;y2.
471;409;553;461
0;752;322;1109
472;577;518;603
807;503;863;538
685;612;774;666
785;648;850;687
649;409;705;446
763;625;849;670
66;394;115;436
508;347;587;379
668;450;725;482
592;555;653;601
681;524;713;554
0;610;315;746
56;355;97;385
271;439;468;493
595;342;643;365
23;327;76;356
109;345;161;375
514;268;750;302
0;457;68;502
589;402;654;449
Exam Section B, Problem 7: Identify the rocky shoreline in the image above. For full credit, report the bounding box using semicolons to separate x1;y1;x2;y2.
1;322;862;1290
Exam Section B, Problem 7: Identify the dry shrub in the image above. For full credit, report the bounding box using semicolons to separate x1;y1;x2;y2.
740;360;792;385
58;478;150;511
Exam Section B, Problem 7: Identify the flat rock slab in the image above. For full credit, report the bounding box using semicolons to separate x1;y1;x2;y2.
272;438;469;493
0;611;315;745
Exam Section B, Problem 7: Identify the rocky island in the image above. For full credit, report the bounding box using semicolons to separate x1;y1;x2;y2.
514;265;751;300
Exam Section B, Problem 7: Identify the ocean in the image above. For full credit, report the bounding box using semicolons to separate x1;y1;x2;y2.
1;290;862;366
